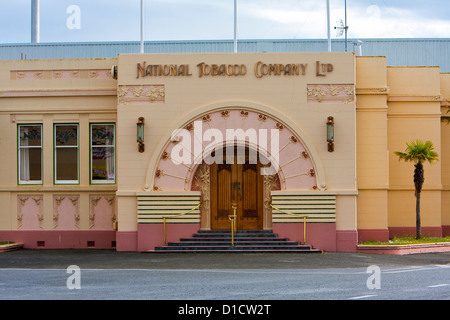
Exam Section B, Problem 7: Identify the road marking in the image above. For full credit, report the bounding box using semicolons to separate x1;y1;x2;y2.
383;266;441;274
427;283;450;288
347;294;377;300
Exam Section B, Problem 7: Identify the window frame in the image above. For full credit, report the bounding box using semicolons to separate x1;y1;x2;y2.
89;123;116;185
54;123;79;185
17;124;43;185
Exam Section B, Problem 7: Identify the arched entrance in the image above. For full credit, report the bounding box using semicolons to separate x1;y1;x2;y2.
209;145;264;230
148;107;321;231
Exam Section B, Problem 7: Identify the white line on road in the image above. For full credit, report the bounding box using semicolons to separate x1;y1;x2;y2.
427;284;450;288
347;295;377;300
383;266;443;274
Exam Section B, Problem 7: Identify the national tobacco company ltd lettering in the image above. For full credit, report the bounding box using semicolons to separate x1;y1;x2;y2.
136;61;332;78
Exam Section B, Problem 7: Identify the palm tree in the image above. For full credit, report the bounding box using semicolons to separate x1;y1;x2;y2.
394;140;438;239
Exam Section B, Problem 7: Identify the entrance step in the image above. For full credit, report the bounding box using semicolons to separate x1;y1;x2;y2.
150;230;322;253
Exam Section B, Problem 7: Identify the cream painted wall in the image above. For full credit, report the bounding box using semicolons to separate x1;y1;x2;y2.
355;56;389;232
0;58;117;231
387;67;443;230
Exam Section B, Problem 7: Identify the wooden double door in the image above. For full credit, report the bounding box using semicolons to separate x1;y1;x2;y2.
210;149;264;230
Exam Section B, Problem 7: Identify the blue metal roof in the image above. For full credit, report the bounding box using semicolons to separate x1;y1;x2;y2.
1;38;449;72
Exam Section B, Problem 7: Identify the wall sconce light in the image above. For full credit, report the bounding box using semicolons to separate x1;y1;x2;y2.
137;117;145;153
326;116;334;152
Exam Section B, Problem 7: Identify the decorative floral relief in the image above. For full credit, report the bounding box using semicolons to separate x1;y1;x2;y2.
53;195;80;229
191;163;210;219
117;85;165;105
17;196;43;229
89;195;116;229
12;69;111;80
307;84;355;104
220;110;230;119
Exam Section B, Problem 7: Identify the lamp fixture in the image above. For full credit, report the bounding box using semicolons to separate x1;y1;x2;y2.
327;116;334;152
137;117;145;153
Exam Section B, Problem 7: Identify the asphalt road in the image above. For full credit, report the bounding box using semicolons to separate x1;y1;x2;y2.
0;250;449;304
1;249;449;269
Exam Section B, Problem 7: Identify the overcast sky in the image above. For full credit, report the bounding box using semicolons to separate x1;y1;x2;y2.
0;0;449;44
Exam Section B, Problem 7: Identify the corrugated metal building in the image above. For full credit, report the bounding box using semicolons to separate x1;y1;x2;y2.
1;38;449;72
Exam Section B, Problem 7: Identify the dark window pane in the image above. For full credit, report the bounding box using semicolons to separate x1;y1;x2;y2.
56;148;78;181
19;148;42;181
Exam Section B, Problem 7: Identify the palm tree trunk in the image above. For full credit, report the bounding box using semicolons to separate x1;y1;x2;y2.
415;192;421;239
414;162;424;239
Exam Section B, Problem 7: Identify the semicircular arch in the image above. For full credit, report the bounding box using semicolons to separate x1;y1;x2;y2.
143;101;326;192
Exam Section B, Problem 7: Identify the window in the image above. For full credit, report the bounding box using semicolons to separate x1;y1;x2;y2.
90;124;115;184
18;125;42;184
54;124;79;184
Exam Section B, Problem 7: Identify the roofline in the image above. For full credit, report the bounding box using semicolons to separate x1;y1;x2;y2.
1;38;449;47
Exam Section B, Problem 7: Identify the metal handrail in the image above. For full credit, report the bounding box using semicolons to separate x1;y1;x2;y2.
229;205;238;247
270;204;307;244
163;203;201;245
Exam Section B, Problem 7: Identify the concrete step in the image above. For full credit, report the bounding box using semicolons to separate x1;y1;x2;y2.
150;229;321;253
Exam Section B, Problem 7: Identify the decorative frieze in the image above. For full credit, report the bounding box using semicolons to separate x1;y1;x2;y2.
307;84;355;104
117;85;165;105
11;69;113;80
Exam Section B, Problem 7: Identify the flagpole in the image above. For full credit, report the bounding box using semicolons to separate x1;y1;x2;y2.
234;0;238;53
140;0;145;53
327;0;331;52
31;0;40;43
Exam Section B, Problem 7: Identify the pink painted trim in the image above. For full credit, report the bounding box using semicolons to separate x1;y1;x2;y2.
116;231;137;252
336;230;358;252
389;226;443;238
0;230;115;249
137;223;200;251
443;225;450;237
273;223;337;252
0;89;116;97
357;242;450;255
358;229;389;243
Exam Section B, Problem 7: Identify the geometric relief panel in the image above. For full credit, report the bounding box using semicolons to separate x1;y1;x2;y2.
53;195;79;230
89;195;116;230
17;195;43;230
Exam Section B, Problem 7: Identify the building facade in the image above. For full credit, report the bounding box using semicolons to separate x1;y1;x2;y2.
0;51;449;252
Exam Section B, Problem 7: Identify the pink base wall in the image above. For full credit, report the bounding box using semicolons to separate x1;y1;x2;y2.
0;230;116;249
116;231;137;251
335;230;358;252
389;226;443;238
272;223;355;252
137;223;200;251
358;229;390;243
443;225;450;236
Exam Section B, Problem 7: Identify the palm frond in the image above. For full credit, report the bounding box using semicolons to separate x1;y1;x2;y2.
395;140;438;164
